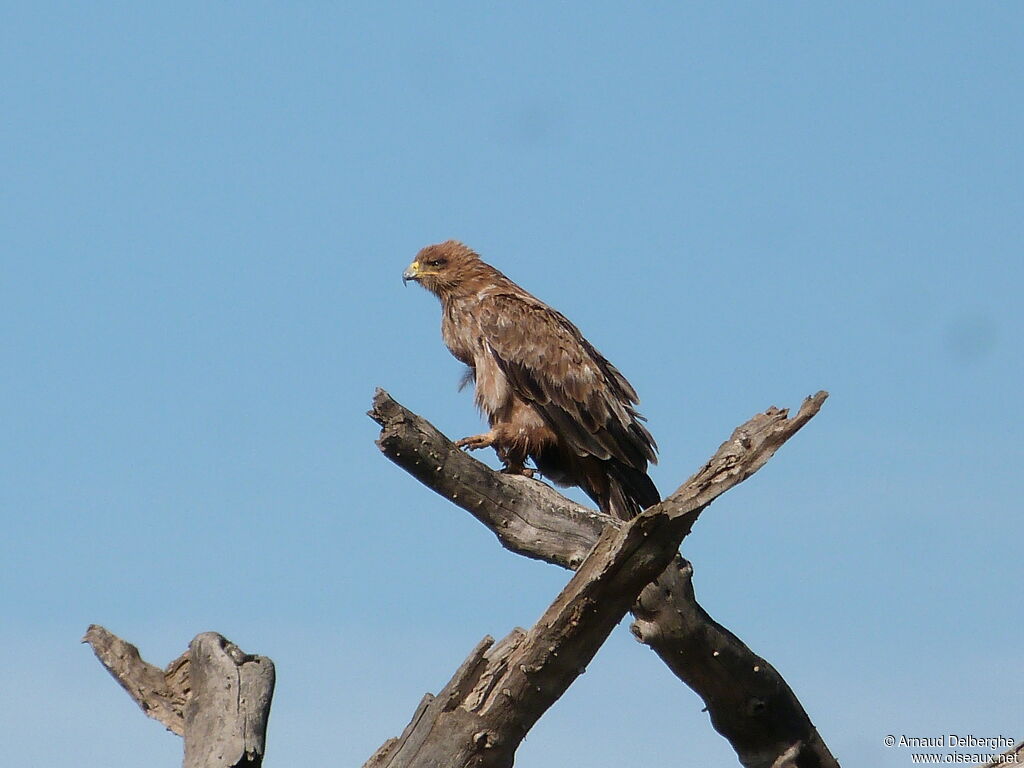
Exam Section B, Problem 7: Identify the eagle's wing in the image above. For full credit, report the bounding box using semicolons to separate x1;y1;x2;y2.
476;292;657;469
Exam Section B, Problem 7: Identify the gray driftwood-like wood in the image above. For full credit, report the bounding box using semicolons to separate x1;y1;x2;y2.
84;626;275;768
83;624;189;735
368;388;830;768
183;633;276;768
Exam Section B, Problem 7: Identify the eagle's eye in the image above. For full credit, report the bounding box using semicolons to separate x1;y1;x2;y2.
426;258;447;268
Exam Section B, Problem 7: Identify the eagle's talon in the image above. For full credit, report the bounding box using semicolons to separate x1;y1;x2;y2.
502;466;535;478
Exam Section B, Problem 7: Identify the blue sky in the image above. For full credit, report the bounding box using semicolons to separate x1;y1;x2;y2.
2;2;1021;766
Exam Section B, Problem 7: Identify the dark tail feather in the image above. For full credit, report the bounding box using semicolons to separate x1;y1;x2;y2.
533;447;659;521
604;460;660;520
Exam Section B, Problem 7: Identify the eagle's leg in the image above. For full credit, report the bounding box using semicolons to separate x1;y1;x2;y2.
457;429;536;477
454;430;498;451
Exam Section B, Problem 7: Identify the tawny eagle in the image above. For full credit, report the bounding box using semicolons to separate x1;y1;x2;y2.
403;240;658;519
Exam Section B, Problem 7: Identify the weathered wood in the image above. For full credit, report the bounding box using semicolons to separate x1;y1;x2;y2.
632;558;837;768
368;388;828;768
184;633;275;768
370;389;839;768
83;624;188;735
84;627;274;768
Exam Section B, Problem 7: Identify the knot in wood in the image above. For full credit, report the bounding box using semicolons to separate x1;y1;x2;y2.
473;730;494;749
629;619;660;645
746;697;768;716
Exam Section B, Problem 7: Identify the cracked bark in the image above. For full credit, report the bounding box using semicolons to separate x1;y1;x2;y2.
367;388;831;768
84;625;275;768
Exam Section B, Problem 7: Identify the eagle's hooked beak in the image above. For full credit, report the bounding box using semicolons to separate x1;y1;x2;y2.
402;261;420;286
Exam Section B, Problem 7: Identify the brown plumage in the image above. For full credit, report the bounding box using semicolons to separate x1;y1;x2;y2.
403;240;658;519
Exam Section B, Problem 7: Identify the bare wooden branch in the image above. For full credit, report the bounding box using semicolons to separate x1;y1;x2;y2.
370;388;839;768
84;626;275;768
83;624;188;735
368;388;829;768
632;558;838;768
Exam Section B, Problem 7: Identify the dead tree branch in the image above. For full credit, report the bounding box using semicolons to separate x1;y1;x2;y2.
84;626;275;768
83;624;189;735
368;388;830;768
370;388;837;768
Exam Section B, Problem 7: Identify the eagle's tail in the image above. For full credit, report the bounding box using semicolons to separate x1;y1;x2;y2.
603;460;660;520
533;447;659;521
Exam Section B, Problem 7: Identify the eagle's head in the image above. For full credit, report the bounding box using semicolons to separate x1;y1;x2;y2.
403;240;483;298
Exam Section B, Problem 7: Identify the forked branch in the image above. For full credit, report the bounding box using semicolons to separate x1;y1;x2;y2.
368;388;834;768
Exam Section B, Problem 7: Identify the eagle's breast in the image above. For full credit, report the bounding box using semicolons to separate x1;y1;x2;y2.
442;296;514;420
